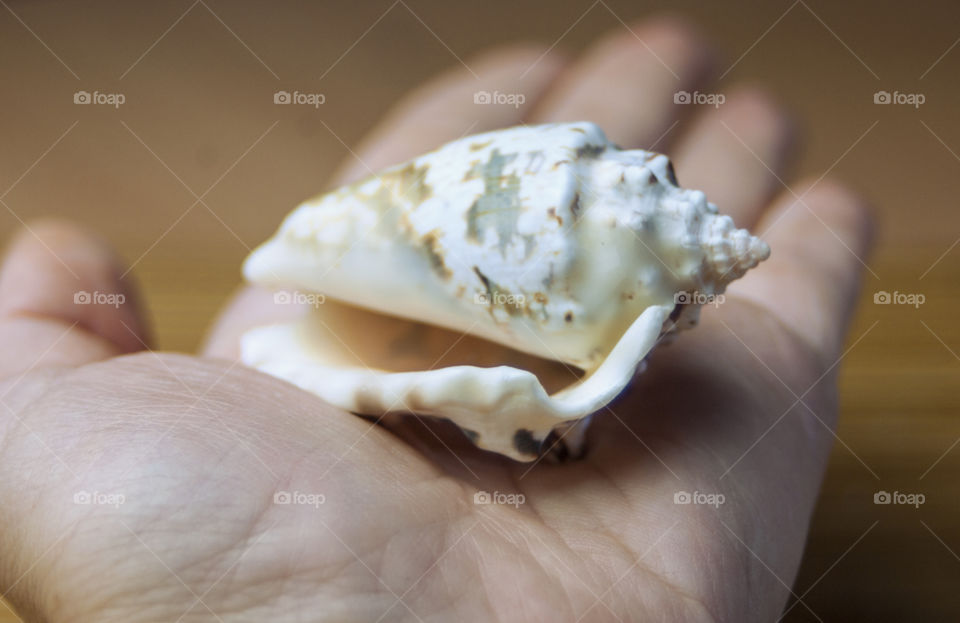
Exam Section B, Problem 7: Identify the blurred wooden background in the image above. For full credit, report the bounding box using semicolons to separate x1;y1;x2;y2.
0;0;958;620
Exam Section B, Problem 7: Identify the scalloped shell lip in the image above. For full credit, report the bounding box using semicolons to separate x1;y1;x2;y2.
240;304;672;461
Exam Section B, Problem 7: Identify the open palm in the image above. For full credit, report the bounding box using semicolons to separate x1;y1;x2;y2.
0;17;872;623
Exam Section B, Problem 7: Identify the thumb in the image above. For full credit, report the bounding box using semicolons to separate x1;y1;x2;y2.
0;220;151;378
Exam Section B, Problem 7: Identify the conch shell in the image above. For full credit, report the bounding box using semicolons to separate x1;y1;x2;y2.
241;122;768;461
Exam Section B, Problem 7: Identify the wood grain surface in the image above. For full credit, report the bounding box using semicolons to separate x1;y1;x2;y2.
0;0;957;620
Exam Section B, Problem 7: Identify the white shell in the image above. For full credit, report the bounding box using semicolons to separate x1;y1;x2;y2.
241;122;769;461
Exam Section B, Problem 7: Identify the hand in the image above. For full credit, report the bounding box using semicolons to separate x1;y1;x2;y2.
0;17;872;622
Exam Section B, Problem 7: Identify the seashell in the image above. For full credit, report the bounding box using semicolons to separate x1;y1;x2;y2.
241;122;769;462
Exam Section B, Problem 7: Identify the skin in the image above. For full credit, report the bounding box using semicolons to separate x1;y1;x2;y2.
0;17;873;623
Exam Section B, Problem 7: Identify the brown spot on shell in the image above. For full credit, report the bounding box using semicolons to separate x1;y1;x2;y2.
473;266;492;292
353;390;383;416
513;429;540;456
564;311;574;323
408;388;428;409
575;144;604;159
389;162;433;203
422;231;452;279
570;193;581;220
470;140;492;151
533;292;548;304
547;207;563;226
472;265;527;319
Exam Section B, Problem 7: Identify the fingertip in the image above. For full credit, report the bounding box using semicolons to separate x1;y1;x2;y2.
624;13;717;71
732;178;877;358
530;14;718;147
671;85;798;231
766;177;877;275
419;41;568;106
721;87;798;149
467;41;569;77
794;178;877;255
330;41;568;185
0;219;151;357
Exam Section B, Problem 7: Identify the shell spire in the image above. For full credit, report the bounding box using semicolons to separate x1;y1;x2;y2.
699;213;770;287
